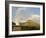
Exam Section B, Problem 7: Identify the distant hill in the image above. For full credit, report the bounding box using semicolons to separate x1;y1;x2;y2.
20;20;40;30
20;20;40;26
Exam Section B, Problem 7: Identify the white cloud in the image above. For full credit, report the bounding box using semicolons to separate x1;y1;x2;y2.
14;8;27;25
12;14;40;24
12;7;27;25
31;14;40;24
20;14;40;24
12;7;40;25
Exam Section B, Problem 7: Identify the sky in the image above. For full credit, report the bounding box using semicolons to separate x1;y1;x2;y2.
12;7;40;24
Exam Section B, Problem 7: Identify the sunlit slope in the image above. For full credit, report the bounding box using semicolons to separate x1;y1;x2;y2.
20;20;40;30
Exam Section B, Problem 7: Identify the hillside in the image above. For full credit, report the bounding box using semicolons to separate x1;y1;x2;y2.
12;20;40;31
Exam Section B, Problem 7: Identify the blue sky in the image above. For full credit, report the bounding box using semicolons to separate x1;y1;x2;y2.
12;7;40;23
12;7;40;17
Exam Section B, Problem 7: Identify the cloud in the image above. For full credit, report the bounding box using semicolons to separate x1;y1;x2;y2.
12;8;27;23
12;7;40;25
31;14;40;24
12;14;40;24
16;7;27;13
13;8;27;25
20;14;40;24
